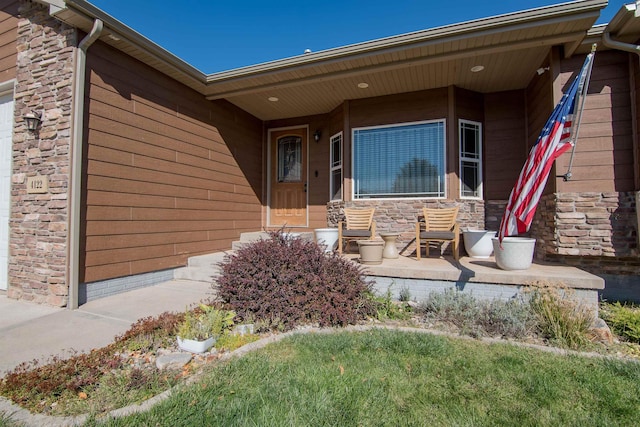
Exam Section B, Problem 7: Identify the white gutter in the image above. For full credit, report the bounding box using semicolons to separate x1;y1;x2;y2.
67;18;103;309
601;1;640;59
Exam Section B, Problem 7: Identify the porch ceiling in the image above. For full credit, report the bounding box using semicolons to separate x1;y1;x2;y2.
202;1;603;120
48;0;613;121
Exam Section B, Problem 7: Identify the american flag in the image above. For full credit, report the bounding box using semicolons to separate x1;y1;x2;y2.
498;52;595;242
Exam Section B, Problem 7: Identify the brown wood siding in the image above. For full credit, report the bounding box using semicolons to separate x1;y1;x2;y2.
0;0;18;82
454;87;484;198
635;51;640;190
556;50;634;192
349;88;449;129
484;90;527;199
83;42;263;283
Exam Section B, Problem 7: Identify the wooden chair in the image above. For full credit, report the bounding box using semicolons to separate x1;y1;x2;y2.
338;208;376;254
415;206;460;261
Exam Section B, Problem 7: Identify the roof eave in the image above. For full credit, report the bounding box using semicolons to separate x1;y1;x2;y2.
205;0;608;85
45;0;209;92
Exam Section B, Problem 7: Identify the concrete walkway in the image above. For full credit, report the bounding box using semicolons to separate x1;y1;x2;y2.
0;280;214;375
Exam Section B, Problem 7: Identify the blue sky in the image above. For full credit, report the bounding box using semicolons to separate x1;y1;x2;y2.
89;0;629;73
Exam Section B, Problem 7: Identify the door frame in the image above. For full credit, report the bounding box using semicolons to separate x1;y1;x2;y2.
267;125;309;228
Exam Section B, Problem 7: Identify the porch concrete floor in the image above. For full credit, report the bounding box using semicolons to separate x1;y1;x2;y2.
342;253;604;290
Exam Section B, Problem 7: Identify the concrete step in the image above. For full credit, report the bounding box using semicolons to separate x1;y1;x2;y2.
238;231;270;242
173;252;230;284
177;231;319;283
232;231;315;250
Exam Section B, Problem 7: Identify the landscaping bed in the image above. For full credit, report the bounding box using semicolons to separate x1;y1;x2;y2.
1;231;639;424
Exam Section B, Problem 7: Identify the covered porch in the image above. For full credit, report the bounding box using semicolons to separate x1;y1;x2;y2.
342;252;604;311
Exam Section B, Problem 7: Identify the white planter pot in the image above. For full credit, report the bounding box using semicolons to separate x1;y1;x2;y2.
492;237;536;271
177;336;215;353
357;240;384;265
314;228;339;253
463;230;496;258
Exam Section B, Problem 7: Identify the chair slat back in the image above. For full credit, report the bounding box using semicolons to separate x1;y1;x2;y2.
344;208;375;230
422;207;459;231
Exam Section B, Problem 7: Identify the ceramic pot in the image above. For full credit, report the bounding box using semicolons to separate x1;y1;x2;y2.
463;230;496;258
357;240;384;265
492;237;536;270
314;228;339;253
379;233;400;259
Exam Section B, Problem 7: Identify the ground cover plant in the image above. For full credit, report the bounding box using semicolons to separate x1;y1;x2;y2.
0;308;259;417
83;329;640;427
0;312;184;416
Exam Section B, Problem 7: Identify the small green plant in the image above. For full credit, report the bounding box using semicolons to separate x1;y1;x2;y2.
527;283;593;349
398;285;412;302
215;333;261;351
367;288;413;321
177;305;236;341
477;297;536;339
420;288;481;334
600;302;640;343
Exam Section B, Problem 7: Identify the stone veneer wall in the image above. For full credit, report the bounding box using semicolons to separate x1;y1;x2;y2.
530;192;640;277
327;199;485;256
529;192;638;257
484;200;507;234
7;2;76;306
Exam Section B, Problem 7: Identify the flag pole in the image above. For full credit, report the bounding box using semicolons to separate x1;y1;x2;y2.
561;43;597;181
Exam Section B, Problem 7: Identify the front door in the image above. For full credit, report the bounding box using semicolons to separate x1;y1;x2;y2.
269;127;307;227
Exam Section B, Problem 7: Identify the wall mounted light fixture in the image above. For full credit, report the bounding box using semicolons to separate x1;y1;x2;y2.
314;130;321;142
23;111;42;132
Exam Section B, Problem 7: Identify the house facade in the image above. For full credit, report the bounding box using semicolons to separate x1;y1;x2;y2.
0;0;638;307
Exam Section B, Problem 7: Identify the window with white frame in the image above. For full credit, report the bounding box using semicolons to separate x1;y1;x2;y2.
459;119;482;199
330;132;342;201
352;120;446;199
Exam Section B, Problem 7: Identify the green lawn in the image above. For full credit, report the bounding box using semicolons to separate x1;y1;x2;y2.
84;329;640;427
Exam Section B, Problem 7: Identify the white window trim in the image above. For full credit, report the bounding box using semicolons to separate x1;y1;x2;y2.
329;131;343;201
351;119;447;200
459;119;483;200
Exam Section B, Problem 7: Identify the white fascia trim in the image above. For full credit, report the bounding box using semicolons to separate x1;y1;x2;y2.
48;0;207;83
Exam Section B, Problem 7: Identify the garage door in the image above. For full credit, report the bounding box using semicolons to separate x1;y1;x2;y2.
0;93;13;290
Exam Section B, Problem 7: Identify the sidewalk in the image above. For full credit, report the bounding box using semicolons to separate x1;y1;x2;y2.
0;280;214;375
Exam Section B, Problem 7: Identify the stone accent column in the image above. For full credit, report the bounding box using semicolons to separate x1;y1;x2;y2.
7;2;76;306
553;192;637;257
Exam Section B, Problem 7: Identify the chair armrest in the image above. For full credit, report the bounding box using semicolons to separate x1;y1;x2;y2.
371;221;376;237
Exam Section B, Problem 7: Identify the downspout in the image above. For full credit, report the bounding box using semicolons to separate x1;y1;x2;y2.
68;19;103;309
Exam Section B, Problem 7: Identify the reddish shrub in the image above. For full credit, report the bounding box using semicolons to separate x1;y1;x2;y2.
217;231;373;331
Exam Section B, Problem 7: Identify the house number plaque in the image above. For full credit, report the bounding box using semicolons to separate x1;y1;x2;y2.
26;175;49;194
